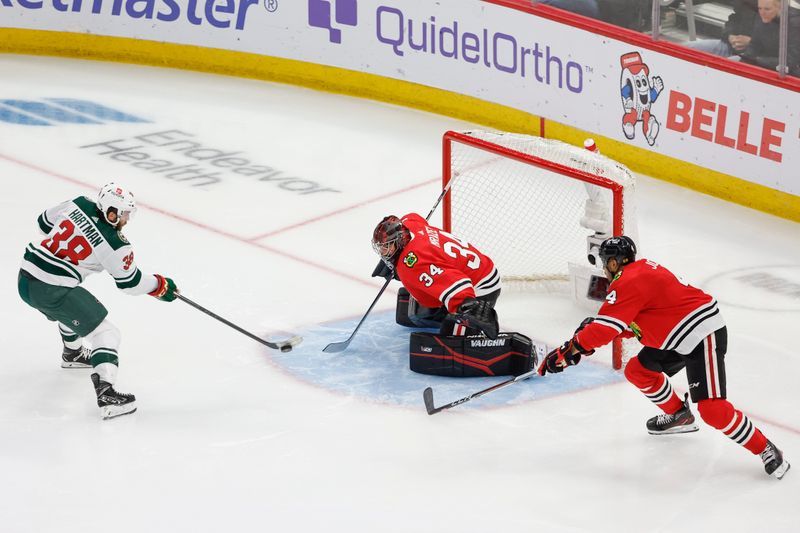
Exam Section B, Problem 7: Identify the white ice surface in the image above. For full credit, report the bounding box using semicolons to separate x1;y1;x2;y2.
1;56;798;533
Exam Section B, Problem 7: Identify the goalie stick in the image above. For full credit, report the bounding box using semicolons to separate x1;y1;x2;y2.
323;170;463;354
178;294;302;352
423;368;537;415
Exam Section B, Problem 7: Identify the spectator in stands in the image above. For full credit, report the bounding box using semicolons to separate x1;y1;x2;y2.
597;0;649;32
738;0;786;70
686;0;758;57
537;0;601;19
788;0;800;76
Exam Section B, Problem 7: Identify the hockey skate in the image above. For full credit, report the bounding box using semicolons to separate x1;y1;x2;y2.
646;394;699;435
91;373;136;420
761;440;790;480
62;346;92;368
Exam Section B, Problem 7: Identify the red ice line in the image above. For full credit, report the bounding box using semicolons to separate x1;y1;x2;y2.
0;152;425;288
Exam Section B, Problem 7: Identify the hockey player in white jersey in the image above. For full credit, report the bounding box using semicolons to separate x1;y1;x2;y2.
17;183;178;419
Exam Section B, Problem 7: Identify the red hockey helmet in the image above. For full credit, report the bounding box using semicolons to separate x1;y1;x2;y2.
372;215;411;262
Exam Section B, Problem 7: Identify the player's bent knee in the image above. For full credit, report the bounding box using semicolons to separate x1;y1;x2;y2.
409;331;534;377
623;356;660;388
697;398;733;429
87;319;121;351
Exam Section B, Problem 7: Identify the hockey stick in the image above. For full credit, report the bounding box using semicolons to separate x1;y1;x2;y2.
322;277;391;353
322;173;461;354
177;294;303;352
423;368;537;415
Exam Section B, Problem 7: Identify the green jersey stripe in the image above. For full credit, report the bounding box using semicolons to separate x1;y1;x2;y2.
90;351;119;367
114;267;139;284
24;247;81;282
115;269;142;290
38;213;53;233
26;244;82;280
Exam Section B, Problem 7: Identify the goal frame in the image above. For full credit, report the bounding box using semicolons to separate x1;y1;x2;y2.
441;130;628;369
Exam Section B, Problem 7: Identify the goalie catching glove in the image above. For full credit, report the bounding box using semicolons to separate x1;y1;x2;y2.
455;298;499;340
371;259;398;281
149;274;178;302
537;337;593;376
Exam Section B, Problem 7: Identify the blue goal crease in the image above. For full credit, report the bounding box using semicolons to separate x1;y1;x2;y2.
269;310;624;409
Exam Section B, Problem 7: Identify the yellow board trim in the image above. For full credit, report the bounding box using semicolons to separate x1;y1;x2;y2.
2;28;797;221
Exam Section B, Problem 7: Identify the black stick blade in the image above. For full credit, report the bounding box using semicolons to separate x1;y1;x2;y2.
423;387;437;415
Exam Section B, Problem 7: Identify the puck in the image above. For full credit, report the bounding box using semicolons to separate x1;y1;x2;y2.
280;345;292;353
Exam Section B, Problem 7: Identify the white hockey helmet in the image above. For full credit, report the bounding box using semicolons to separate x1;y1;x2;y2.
97;182;137;226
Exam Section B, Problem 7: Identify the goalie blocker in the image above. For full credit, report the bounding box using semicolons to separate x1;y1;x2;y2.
410;331;537;377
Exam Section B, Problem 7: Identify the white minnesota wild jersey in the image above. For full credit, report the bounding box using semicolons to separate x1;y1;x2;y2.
21;196;157;295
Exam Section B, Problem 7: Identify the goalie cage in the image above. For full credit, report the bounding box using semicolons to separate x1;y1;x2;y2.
442;130;641;370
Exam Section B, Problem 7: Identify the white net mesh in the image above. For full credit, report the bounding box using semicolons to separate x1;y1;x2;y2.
443;130;641;368
446;130;638;287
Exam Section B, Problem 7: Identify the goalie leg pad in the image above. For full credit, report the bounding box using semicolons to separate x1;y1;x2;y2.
395;287;416;327
409;332;535;377
396;288;448;328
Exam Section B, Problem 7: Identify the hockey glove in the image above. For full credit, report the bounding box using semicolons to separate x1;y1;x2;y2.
456;298;499;340
371;259;398;281
149;274;178;302
537;338;592;376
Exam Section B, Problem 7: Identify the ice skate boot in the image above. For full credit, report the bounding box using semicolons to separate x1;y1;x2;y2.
91;373;136;420
761;440;790;480
62;346;91;368
646;393;699;435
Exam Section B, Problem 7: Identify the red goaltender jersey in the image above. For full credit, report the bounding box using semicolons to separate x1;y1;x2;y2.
576;259;725;354
395;213;500;313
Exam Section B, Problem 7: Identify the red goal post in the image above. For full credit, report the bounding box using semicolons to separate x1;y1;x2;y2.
441;130;639;369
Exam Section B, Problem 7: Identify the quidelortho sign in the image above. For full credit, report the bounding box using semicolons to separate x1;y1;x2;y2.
3;0;798;194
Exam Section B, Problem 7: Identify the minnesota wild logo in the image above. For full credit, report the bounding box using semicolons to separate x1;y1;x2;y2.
403;252;418;268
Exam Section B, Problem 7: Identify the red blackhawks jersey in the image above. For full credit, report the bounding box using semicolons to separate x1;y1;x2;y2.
576;259;725;355
395;213;500;313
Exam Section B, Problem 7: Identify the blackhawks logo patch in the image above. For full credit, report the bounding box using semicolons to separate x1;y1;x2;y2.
403;252;418;268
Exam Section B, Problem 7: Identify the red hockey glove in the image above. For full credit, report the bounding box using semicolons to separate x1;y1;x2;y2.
538;340;580;376
149;274;178;302
537;338;593;376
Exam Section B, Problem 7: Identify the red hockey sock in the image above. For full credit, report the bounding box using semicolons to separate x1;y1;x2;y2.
624;356;683;414
697;399;768;455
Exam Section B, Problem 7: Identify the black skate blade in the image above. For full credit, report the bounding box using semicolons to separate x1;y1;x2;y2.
61;362;92;368
773;461;790;480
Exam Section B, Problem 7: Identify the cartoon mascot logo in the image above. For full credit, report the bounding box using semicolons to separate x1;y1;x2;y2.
619;52;664;146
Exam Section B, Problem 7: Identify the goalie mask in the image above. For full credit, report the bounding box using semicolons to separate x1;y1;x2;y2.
598;235;637;269
372;215;411;263
97;182;137;227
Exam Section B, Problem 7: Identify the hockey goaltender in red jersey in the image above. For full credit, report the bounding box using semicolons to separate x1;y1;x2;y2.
371;213;535;378
538;235;790;480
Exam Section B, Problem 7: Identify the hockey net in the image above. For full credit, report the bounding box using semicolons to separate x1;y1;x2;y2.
442;130;640;369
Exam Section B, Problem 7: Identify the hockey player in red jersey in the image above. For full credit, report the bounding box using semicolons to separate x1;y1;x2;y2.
538;235;790;480
371;214;536;378
372;213;501;338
